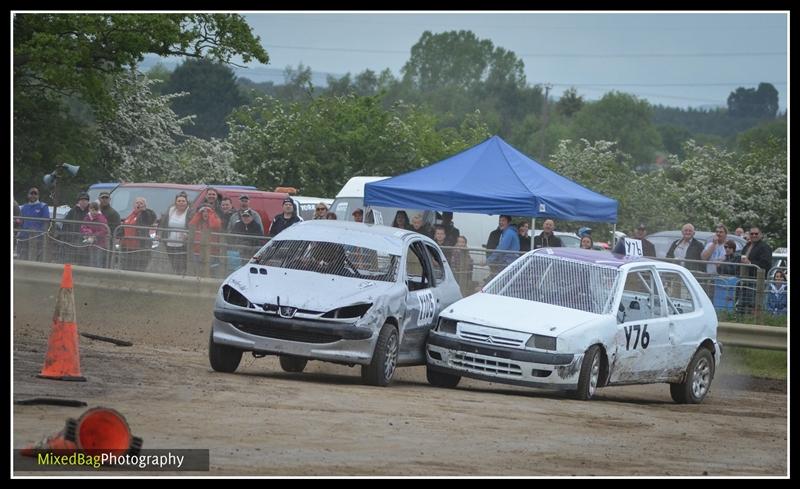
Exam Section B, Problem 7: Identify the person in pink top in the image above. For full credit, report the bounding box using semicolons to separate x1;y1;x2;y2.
81;201;110;268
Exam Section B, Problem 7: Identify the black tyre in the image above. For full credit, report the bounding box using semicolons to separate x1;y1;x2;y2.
572;345;602;400
426;365;461;388
670;348;714;404
208;330;243;373
279;355;308;373
361;323;399;387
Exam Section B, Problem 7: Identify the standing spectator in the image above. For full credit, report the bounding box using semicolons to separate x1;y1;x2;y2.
449;235;475;293
433;225;451;261
228;194;264;232
439;212;460;246
219;197;236;230
766;270;787;315
737;226;773;314
159;192;191;275
325;211;337;220
533;219;563;249
269;198;301;237
98;191;121;239
701;224;729;274
62;192;91;265
80;201;109;268
580;235;594;250
189;204;223;276
119;197;158;272
734;227;745;238
351;208;364;223
718;239;742;276
313;202;329;220
613;223;656;257
18;187;50;261
518;221;531;252
391;210;412;230
202;187;224;220
666;223;704;271
485;217;503;251
410;213;432;238
487;215;520;273
230;209;264;269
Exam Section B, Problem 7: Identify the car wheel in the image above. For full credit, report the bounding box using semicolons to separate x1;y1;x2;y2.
670;348;714;404
208;330;242;373
361;323;399;387
279;355;308;373
573;345;602;400
426;365;461;388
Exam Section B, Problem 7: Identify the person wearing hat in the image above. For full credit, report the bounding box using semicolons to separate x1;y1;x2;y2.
268;197;301;237
351;207;364;223
613;223;656;257
227;194;263;232
229;208;265;269
62;191;93;265
98;190;121;237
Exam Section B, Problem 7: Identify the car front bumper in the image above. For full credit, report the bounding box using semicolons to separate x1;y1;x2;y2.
212;307;379;365
426;332;581;390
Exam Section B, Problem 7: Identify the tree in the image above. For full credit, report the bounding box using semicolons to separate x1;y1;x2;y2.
726;82;780;119
162;59;247;139
555;87;584;118
401;30;525;92
571;91;663;165
14;13;268;111
227;93;490;197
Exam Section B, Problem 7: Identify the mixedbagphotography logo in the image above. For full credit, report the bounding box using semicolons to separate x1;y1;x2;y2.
15;449;210;472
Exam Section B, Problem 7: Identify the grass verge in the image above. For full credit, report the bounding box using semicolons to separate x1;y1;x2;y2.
719;346;787;380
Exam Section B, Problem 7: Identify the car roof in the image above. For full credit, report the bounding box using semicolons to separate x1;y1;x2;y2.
335;176;388;198
271;220;432;254
530;247;659;269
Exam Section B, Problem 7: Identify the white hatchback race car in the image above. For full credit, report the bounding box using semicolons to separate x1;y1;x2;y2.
426;248;721;403
210;220;463;386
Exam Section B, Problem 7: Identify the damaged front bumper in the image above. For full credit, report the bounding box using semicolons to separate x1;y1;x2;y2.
426;332;581;390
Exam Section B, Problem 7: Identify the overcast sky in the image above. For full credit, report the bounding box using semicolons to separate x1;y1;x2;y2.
218;11;787;111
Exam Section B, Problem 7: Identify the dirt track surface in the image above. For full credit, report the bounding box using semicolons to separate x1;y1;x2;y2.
13;319;787;477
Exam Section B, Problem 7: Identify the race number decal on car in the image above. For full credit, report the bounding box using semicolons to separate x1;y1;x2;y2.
417;289;436;327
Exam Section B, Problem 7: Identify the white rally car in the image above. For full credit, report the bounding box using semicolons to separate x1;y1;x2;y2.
426;248;721;403
210;220;462;386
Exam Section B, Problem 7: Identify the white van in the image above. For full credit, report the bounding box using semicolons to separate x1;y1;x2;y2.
331;176;499;260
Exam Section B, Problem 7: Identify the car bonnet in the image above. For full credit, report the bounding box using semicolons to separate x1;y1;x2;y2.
441;292;599;337
223;265;396;312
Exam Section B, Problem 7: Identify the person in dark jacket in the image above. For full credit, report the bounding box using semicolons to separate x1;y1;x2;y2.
533;219;563;249
98;191;121;238
666;223;704;272
613;223;656;257
62;192;92;265
517;220;532;252
736;226;773;314
268;198;301;237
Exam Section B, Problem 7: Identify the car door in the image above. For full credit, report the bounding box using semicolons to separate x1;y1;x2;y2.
400;240;437;363
656;267;704;373
609;266;673;384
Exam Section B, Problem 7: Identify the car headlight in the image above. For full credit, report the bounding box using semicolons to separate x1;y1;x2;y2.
525;334;557;351
321;303;373;319
222;284;250;308
436;317;457;334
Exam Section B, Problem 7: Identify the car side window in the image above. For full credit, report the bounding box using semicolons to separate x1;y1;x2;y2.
423;244;445;284
658;271;696;315
406;242;432;291
621;269;662;322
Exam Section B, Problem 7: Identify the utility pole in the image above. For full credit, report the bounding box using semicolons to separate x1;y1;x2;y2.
539;83;553;160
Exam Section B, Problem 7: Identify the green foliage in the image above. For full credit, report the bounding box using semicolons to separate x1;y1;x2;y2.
736;120;787;152
227;94;490;196
720;346;786;380
727;82;780;119
656;124;692;159
162;59;247;139
571;91;663;165
555;87;584;118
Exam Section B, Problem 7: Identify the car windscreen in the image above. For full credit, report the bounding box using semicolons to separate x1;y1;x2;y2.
483;254;620;314
255;239;399;282
111;188;201;218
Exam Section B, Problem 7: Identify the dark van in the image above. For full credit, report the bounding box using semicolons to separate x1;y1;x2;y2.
109;183;290;234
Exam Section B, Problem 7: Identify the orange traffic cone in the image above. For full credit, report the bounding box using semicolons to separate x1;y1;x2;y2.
20;429;78;457
66;407;143;457
38;264;85;381
21;407;142;458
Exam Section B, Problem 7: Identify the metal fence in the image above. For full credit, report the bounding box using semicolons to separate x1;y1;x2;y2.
13;217;786;323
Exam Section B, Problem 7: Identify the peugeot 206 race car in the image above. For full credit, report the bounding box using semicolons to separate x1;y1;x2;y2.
210;220;462;386
426;248;721;403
